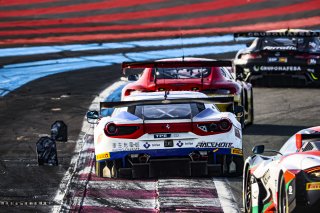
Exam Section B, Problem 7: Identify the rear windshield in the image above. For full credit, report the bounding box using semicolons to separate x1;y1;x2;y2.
260;37;320;52
129;103;204;120
151;67;211;79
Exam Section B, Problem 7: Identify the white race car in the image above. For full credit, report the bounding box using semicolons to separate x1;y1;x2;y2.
243;126;320;213
87;91;243;178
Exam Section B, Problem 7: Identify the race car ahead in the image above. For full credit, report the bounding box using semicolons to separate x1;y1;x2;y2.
243;126;320;213
121;58;254;126
234;29;320;86
87;91;244;178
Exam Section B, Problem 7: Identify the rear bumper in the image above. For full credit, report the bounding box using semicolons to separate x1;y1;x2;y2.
97;147;242;161
97;147;243;178
235;61;320;85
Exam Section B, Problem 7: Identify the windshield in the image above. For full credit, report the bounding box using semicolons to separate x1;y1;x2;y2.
152;67;211;79
131;103;204;120
260;37;320;52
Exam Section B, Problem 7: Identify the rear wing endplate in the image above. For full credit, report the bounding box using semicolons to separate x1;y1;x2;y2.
100;97;234;109
122;60;233;74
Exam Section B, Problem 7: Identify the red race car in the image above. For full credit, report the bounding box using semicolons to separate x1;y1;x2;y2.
122;57;254;126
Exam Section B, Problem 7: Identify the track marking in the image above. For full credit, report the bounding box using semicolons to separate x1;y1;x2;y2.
52;80;127;212
214;178;240;213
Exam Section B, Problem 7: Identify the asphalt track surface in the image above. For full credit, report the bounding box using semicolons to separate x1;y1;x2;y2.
0;0;320;212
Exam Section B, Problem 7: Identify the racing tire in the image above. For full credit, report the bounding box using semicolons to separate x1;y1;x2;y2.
95;160;106;178
278;175;289;213
244;169;252;213
248;88;254;125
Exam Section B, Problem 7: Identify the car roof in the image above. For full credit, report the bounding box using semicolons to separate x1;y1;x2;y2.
123;91;208;101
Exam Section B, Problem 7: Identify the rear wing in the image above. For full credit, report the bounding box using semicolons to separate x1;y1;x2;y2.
234;31;320;38
122;60;233;74
301;134;320;140
100;97;234;109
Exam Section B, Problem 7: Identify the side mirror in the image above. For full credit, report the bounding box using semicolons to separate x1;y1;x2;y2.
252;145;265;154
296;133;302;150
128;74;139;81
86;110;99;124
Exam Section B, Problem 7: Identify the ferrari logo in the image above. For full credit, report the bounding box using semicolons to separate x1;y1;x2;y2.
166;124;170;130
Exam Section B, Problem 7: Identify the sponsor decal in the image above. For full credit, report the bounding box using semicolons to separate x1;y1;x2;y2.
306;182;320;190
184;141;194;146
267;57;278;62
308;58;317;65
253;66;260;72
235;32;320;37
154;133;171;139
112;142;139;151
96;152;110;160
267;57;289;63
257;66;301;72
262;169;270;185
288;185;293;195
235;128;241;139
231;148;243;155
263;46;297;51
196;142;233;148
176;141;183;147
143;142;151;149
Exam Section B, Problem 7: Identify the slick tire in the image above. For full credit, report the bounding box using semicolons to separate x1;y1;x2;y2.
244;170;252;213
278;175;289;213
248;88;254;125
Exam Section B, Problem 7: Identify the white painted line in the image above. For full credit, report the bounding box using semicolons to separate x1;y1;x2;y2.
86;180;157;191
53;80;127;212
159;197;221;207
213;178;240;213
158;179;217;189
79;196;158;209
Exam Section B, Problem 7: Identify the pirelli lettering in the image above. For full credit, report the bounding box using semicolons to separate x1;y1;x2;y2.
196;142;233;148
306;182;320;191
96;152;110;160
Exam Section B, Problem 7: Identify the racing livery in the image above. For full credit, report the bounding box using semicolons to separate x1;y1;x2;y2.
243;126;320;213
234;29;320;86
121;58;253;126
87;91;243;178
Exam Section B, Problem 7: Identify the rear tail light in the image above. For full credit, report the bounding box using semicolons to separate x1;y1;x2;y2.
202;88;235;95
295;54;320;59
218;119;232;131
104;122;118;135
104;122;143;138
240;53;262;60
194;118;232;136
